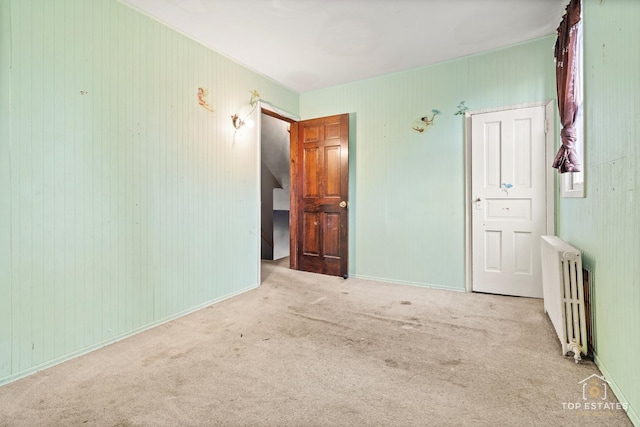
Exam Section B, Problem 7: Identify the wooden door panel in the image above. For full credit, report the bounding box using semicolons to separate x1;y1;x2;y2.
303;124;323;143
303;147;320;197
323;212;341;258
325;123;341;139
302;212;320;256
294;114;349;277
325;146;341;197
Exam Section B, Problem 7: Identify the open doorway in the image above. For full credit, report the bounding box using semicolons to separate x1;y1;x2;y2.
258;107;350;279
260;110;293;261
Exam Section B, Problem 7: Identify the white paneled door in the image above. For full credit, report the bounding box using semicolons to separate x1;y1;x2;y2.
471;106;547;298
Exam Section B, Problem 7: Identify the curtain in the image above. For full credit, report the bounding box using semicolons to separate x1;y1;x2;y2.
552;0;581;173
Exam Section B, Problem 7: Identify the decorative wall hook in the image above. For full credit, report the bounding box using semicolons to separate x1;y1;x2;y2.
412;109;441;133
249;90;260;107
455;101;469;116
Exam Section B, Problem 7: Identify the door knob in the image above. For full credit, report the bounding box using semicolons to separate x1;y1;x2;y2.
339;201;347;208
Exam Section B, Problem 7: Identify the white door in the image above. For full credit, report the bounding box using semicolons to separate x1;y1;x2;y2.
471;106;547;298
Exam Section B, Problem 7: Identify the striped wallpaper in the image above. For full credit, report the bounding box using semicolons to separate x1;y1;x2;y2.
0;0;298;383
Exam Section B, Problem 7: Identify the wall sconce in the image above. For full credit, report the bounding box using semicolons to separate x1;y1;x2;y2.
231;114;245;130
231;89;260;131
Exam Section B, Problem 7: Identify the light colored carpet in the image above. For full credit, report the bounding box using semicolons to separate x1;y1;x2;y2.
0;258;632;426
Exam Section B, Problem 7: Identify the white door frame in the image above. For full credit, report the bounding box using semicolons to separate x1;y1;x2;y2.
464;100;556;293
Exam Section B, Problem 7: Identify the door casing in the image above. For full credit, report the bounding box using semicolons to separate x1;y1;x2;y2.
464;100;556;293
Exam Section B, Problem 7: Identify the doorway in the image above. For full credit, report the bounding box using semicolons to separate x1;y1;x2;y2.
465;102;555;298
259;108;350;279
260;111;293;261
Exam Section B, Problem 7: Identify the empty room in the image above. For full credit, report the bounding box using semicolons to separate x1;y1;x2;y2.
0;0;638;425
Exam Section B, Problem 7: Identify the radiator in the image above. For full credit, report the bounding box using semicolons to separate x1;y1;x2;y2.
540;236;587;363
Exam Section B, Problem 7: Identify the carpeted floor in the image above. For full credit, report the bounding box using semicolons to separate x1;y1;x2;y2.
0;258;632;426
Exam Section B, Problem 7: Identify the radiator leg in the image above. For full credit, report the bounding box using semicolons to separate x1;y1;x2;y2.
568;341;582;364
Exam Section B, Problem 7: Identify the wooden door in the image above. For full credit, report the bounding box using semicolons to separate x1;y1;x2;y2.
291;114;349;277
471;106;547;298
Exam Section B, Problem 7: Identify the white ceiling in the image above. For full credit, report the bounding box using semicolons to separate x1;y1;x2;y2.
123;0;568;93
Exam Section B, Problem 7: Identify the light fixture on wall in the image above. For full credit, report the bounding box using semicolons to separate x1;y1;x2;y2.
231;89;261;131
231;114;245;130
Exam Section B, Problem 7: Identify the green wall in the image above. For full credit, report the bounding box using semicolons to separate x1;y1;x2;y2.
3;0;637;422
0;0;298;384
301;36;556;290
0;0;12;381
557;0;639;423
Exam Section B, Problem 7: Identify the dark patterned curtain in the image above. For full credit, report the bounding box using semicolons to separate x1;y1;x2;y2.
552;0;581;173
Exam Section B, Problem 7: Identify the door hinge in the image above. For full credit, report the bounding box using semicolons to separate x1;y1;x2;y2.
544;119;549;134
